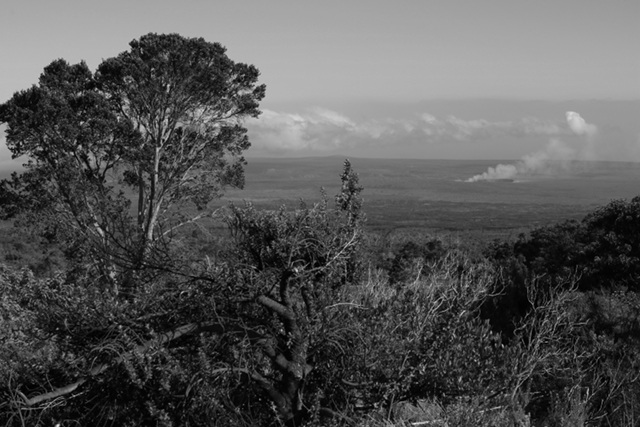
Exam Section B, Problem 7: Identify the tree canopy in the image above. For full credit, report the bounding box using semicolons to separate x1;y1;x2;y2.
0;33;265;297
96;33;265;241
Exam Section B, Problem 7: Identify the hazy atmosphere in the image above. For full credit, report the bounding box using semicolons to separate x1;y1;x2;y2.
1;0;639;170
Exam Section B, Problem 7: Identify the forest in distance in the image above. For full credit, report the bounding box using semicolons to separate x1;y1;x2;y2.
2;33;640;427
218;156;640;232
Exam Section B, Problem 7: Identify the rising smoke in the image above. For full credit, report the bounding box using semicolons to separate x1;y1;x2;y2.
566;111;597;137
466;111;597;182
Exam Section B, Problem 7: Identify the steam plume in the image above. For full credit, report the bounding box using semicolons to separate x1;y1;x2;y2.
466;139;575;181
466;111;597;182
566;111;597;137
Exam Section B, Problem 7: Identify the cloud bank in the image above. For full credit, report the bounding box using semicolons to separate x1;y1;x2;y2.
466;112;598;182
246;108;568;153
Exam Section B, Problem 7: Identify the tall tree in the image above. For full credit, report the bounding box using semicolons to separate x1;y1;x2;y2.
0;33;265;296
0;59;138;287
96;33;265;257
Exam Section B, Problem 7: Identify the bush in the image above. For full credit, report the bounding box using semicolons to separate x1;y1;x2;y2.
488;196;640;294
334;252;510;416
387;238;446;286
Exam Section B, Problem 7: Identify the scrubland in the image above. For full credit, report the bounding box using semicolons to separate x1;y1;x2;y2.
1;162;640;426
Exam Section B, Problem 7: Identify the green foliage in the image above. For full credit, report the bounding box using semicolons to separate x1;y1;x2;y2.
0;160;364;426
0;33;265;299
2;32;640;426
488;196;640;294
0;59;137;287
387;238;446;286
96;33;265;221
211;160;365;424
580;197;640;290
3;199;640;426
0;268;76;426
332;253;510;417
481;197;640;425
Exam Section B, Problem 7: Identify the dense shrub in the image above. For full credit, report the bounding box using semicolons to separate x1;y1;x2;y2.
331;253;511;418
387;238;447;286
488;196;640;295
3;174;640;426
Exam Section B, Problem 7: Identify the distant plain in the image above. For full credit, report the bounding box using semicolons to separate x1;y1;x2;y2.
218;157;640;235
2;156;638;237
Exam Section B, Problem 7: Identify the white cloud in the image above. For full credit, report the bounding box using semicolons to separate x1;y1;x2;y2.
247;108;568;153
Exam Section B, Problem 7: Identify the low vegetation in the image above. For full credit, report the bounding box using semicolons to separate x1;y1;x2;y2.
2;164;640;426
1;32;640;427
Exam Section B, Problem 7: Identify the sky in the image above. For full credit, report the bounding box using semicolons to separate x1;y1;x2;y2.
1;0;639;171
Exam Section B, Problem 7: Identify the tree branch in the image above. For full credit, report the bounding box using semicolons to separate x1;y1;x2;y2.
256;295;293;322
210;367;289;411
12;321;258;408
